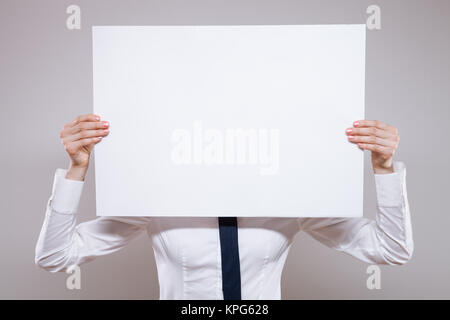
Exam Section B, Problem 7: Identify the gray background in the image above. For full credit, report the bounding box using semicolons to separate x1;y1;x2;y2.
0;0;448;299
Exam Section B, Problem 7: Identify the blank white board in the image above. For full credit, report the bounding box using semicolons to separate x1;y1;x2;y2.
92;25;365;217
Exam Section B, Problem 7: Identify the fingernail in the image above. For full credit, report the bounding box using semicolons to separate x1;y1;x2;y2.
353;121;360;127
95;137;102;141
348;135;354;140
103;121;109;127
103;129;109;133
346;128;353;134
95;116;100;121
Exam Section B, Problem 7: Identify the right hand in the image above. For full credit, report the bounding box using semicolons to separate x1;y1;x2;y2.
59;114;110;181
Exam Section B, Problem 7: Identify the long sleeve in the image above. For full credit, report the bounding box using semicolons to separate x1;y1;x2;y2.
298;161;413;265
35;168;151;272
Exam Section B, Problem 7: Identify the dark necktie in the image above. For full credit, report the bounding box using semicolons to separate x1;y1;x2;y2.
218;217;242;300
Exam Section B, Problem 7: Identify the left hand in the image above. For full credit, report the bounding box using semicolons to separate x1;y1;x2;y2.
346;120;400;174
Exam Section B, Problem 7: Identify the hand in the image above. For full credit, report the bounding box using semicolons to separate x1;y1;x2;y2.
59;114;110;181
346;120;400;174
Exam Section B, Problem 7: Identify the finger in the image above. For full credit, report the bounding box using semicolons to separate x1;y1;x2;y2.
348;135;396;147
65;137;103;154
68;121;109;134
357;143;395;157
65;114;101;128
353;120;398;134
346;127;396;139
63;128;109;143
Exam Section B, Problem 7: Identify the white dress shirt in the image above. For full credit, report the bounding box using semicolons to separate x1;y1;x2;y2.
35;161;413;299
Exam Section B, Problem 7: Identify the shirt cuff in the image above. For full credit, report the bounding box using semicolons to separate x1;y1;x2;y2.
374;161;406;207
50;168;85;214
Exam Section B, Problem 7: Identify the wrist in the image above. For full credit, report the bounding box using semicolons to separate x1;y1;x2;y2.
66;164;88;181
373;164;394;175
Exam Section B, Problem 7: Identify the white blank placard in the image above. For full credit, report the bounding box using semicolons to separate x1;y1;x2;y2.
92;25;365;217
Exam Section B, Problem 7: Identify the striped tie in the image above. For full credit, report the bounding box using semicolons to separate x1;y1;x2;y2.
218;217;242;300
